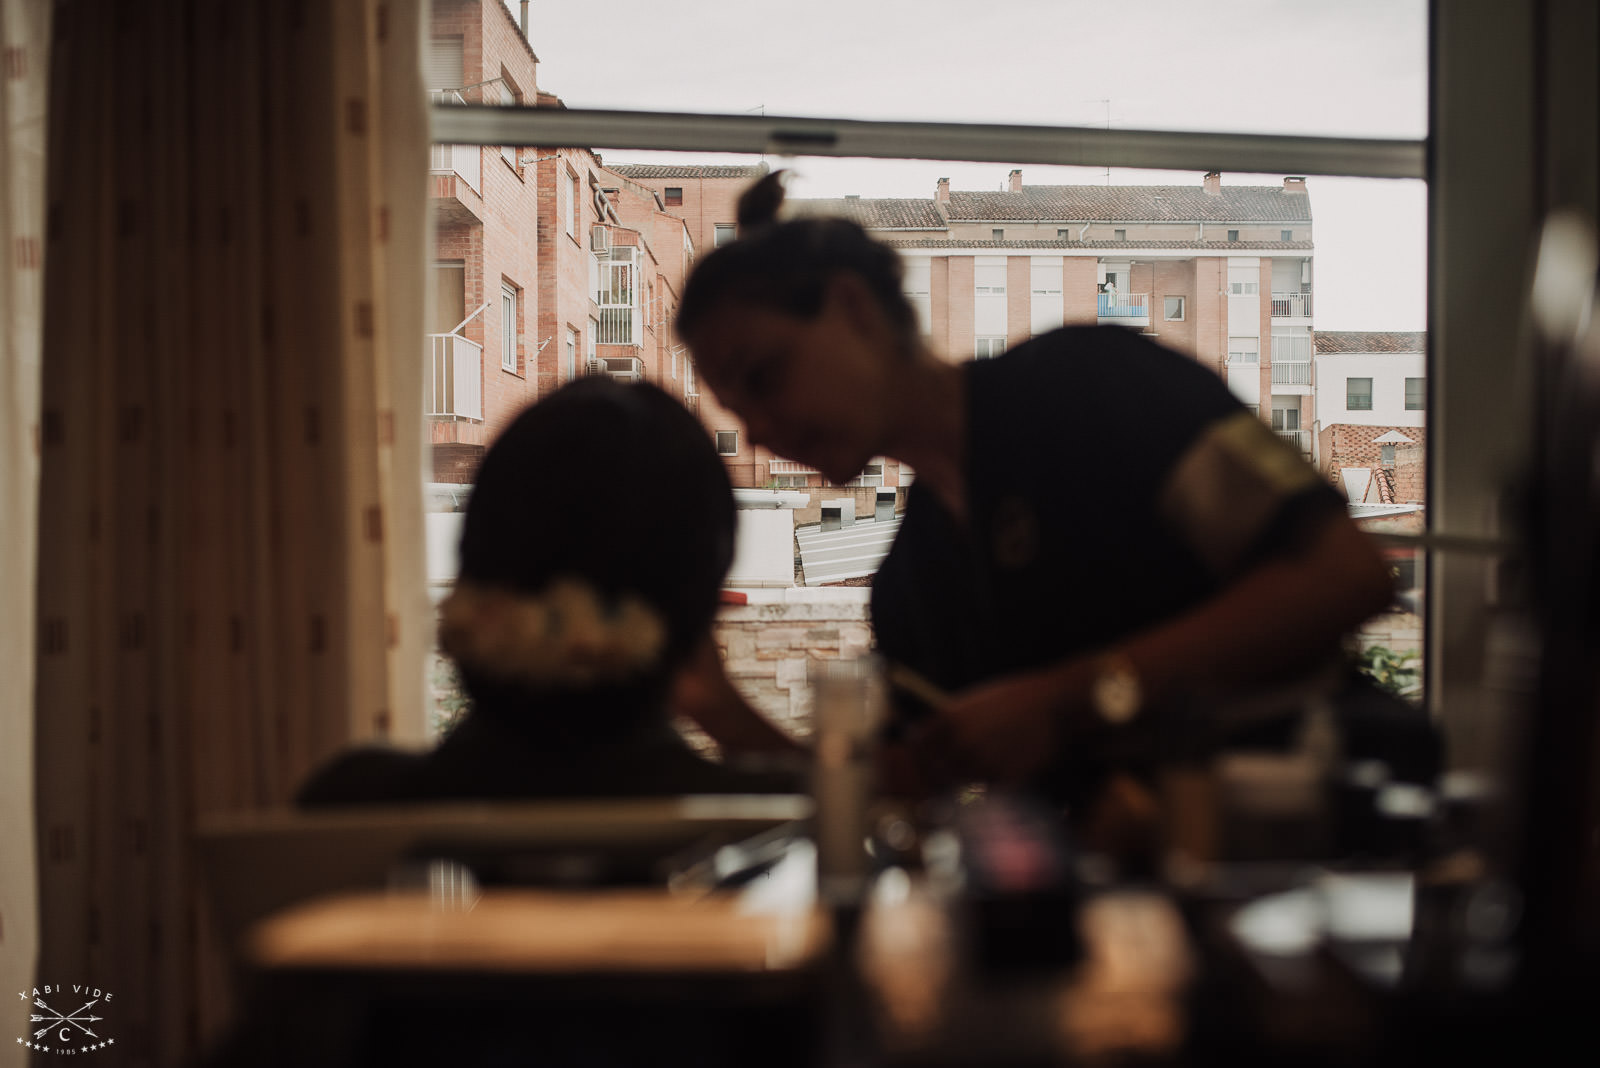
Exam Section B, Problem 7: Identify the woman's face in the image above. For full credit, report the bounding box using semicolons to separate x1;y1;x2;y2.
685;277;900;486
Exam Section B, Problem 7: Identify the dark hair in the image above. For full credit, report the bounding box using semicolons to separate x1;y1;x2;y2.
454;377;735;708
676;170;918;345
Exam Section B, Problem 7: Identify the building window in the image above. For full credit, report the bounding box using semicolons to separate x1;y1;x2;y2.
587;318;597;365
1405;377;1424;409
665;186;683;205
1057;228;1070;239
903;257;933;334
1348;377;1374;410
716;430;738;455
1281;229;1293;241
714;224;735;247
1227;228;1240;242
975;336;1007;359
1114;228;1127;241
1228;337;1259;364
495;69;521;170
565;327;577;380
974;264;1006;296
565;170;578;237
500;283;518;372
1164;296;1185;320
1381;444;1397;466
1228;281;1259;295
992;228;1004;241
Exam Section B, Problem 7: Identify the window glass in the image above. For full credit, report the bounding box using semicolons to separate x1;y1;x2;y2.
1347;376;1374;409
716;430;739;455
1405;376;1424;409
500;283;517;372
424;1;1430;734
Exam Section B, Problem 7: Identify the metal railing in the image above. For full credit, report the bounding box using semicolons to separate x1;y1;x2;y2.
1271;361;1314;385
425;333;483;420
586;356;644;381
1275;428;1311;454
1097;292;1149;318
595;307;635;345
1271;291;1313;317
428;91;481;194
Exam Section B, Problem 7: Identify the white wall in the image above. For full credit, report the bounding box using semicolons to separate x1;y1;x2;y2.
1314;352;1426;426
729;507;799;587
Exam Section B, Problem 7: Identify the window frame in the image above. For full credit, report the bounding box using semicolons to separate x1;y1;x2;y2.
713;223;736;247
974;335;1007;359
1164;295;1186;321
1347;376;1374;411
1405;376;1425;410
715;430;739;456
500;282;518;373
664;186;683;205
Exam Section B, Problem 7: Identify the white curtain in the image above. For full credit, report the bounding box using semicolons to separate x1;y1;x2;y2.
26;1;430;1061
0;4;49;1067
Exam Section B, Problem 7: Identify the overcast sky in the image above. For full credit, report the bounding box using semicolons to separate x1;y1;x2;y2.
507;0;1429;331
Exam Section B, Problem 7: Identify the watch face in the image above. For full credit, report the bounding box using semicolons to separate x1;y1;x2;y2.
1093;665;1141;725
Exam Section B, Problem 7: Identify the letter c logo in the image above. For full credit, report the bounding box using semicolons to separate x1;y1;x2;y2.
60;1027;71;1042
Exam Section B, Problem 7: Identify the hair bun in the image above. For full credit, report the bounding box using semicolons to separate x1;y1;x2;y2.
736;169;789;233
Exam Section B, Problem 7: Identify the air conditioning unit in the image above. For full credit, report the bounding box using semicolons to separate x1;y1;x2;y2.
590;224;610;252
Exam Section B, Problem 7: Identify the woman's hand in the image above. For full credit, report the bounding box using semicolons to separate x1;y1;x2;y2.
914;660;1097;786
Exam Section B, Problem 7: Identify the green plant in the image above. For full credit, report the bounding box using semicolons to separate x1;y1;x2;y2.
429;655;471;737
1354;643;1422;699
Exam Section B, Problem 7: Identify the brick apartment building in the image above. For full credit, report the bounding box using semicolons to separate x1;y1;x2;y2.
424;0;543;482
609;163;776;487
1313;331;1427;504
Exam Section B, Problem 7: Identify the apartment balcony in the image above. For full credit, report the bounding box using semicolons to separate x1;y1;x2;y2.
1271;360;1313;387
586;356;644;382
595;305;637;345
684;391;700;415
429;143;482;225
425;333;483;421
1271;291;1313;320
1097;292;1149;326
768;459;819;476
1276;428;1312;456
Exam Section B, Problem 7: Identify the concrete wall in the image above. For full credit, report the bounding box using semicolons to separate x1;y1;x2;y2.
710;589;874;740
1314;352;1427;426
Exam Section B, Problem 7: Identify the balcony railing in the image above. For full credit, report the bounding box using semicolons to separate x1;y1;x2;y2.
425;333;483;420
1271;291;1313;318
1271;361;1313;386
1275;428;1311;455
595;307;636;345
768;459;819;476
1097;292;1149;319
586;356;644;382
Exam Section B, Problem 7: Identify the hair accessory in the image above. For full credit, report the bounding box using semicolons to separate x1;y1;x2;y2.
438;577;668;689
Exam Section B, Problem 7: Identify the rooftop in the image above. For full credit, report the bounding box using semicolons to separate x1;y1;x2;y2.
945;185;1313;223
1315;331;1427;354
608;163;771;180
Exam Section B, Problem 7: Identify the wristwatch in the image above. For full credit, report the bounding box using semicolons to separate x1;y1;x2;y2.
1090;653;1143;726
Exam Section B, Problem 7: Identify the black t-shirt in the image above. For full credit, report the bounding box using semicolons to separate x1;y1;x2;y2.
871;326;1344;733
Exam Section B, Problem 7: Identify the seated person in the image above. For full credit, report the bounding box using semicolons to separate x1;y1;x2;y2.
298;377;799;806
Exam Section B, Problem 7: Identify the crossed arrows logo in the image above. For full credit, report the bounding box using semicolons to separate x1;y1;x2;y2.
31;997;102;1042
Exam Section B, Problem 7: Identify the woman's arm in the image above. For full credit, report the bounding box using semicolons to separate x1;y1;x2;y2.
670;634;808;756
924;511;1394;785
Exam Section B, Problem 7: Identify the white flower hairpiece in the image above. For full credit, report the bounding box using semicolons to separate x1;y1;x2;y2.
438;577;668;689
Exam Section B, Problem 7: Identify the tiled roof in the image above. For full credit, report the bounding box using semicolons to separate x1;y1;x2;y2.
608;163;769;180
879;239;1314;251
787;197;948;230
944;185;1313;223
1314;331;1427;354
